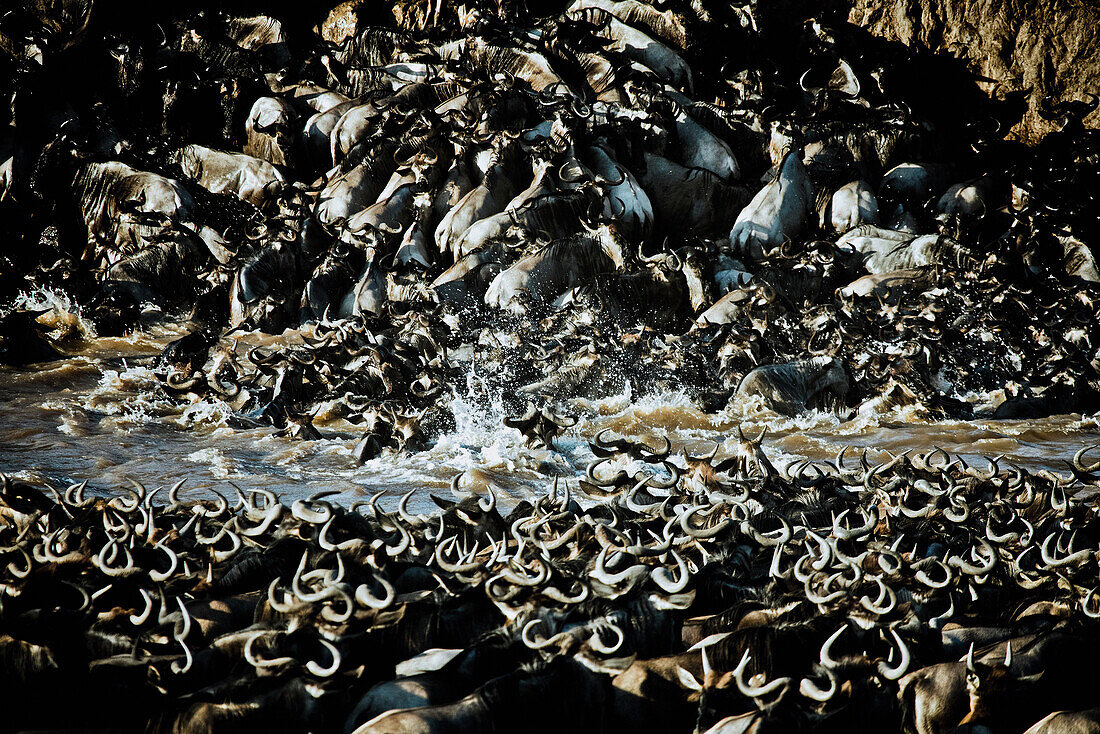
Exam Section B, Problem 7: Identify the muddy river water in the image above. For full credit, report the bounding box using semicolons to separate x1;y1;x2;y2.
3;290;1097;512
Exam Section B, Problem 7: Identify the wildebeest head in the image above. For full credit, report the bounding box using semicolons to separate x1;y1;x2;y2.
734;356;850;416
230;241;302;331
106;229;207;300
103;33;145;101
245;97;299;168
959;642;1045;729
106;172;196;257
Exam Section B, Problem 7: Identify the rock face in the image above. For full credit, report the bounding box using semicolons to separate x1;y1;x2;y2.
848;0;1100;142
320;0;370;45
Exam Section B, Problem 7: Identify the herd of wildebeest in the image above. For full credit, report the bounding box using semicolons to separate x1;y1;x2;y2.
5;439;1100;733
2;0;1100;731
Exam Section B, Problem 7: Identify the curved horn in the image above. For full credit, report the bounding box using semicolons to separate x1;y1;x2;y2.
651;549;690;594
149;541;179;583
244;631;295;669
478;485;497;513
734;651;791;698
799;667;838;702
171;634;193;675
586;457;629;487
306;638;341;678
434;537;481;574
819;624;847;668
128;588;154;626
292;490;338;524
799;68;817;93
877;628;910;680
559;160;587;183
589;619;625;654
522;619;574;650
355;573;396;609
1072;445;1100;475
680;504;731;539
1083;588;1100;619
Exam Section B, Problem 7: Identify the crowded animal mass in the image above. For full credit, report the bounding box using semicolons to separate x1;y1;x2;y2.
0;0;1099;731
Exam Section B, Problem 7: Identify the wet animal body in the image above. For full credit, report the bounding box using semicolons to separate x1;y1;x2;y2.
5;0;1098;437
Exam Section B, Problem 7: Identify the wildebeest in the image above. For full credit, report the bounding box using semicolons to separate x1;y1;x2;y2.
176;143;287;209
729;150;813;261
734;357;849;415
245;96;300;167
485;225;625;312
351;657;610;734
639;153;749;238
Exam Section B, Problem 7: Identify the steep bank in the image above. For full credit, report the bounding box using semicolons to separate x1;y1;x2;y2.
848;0;1100;141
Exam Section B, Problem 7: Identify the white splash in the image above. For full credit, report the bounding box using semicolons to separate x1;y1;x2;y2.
185;447;235;479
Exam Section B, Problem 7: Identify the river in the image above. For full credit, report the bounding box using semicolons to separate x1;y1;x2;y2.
3;289;1097;512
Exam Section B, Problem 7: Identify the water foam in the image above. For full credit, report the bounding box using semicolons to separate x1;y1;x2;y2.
4;286;94;343
4;286;76;317
176;399;233;429
184;447;235;479
84;365;175;427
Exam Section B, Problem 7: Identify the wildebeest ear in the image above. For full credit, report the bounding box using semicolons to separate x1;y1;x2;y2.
576;651;635;676
430;494;455;509
677;666;703;691
688;632;732;652
372;605;406;627
650;590;696;610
